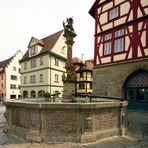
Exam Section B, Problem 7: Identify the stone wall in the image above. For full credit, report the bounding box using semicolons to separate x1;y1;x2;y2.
93;59;148;98
128;110;148;140
4;100;128;143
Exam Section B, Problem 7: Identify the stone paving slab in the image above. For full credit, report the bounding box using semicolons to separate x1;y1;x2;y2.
0;135;147;148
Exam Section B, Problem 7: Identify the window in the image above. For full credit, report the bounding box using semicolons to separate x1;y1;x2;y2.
109;7;119;20
90;83;92;89
114;29;124;53
30;46;36;56
39;74;43;82
10;84;16;89
13;67;16;71
104;33;112;55
104;42;111;55
11;75;17;80
55;74;59;83
80;72;83;78
24;76;27;84
18;85;20;89
31;59;36;68
79;83;85;89
115;29;124;37
55;58;59;66
1;75;3;80
114;38;124;53
40;57;44;66
30;75;36;83
24;62;27;70
105;34;112;41
18;68;21;73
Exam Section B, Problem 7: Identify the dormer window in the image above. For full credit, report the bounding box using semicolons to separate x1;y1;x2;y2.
109;7;119;20
30;46;37;56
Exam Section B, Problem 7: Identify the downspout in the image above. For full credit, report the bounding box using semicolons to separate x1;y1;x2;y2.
49;54;52;94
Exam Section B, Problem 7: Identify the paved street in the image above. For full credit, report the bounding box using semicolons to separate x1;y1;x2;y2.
0;103;148;148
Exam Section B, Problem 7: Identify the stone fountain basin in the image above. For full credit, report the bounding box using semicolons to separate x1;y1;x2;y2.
4;100;128;143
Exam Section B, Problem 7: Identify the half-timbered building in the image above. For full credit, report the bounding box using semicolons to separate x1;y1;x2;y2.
89;0;148;138
89;0;148;106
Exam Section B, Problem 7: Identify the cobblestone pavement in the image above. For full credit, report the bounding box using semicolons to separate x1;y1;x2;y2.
0;103;148;148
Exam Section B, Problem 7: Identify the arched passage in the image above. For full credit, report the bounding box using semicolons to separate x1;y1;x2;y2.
23;91;28;98
38;90;45;98
123;69;148;101
30;90;36;98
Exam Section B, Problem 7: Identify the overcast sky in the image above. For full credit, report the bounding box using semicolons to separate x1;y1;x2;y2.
0;0;95;61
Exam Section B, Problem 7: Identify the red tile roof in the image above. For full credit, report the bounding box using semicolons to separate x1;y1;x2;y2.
73;57;94;72
0;56;13;73
21;30;63;61
32;37;44;46
73;57;81;63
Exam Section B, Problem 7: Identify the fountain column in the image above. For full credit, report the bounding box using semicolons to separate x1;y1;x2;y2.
62;17;77;101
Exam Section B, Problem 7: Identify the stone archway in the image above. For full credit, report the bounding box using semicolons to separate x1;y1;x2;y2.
123;69;148;101
38;90;45;98
23;91;28;98
30;90;36;98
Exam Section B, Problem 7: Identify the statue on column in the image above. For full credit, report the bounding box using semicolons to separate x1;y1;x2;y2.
62;17;77;82
62;17;77;101
63;17;75;34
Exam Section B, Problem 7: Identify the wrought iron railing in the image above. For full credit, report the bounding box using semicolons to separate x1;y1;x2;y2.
72;93;126;102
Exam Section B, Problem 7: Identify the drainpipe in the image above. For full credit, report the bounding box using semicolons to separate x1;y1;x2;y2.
49;54;51;94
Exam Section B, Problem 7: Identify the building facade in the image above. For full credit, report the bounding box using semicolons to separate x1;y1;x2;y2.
89;0;148;102
20;30;67;98
89;0;148;139
76;61;93;95
0;50;23;100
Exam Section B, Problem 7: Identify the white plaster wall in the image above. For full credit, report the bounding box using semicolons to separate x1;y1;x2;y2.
51;31;67;59
5;51;23;100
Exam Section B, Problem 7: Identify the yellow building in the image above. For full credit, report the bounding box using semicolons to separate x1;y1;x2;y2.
20;30;67;98
75;60;93;95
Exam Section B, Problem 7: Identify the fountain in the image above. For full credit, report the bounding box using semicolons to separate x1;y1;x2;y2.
3;18;128;143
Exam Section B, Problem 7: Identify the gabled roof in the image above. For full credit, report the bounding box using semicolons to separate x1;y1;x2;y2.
29;37;44;47
89;0;98;18
0;56;13;73
21;30;63;62
89;0;112;18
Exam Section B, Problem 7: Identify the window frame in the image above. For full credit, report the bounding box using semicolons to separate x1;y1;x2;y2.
54;74;59;83
103;33;112;56
40;57;44;66
24;62;27;70
39;74;43;82
55;58;59;66
114;29;125;53
30;46;37;56
31;59;37;68
108;6;119;21
30;75;36;83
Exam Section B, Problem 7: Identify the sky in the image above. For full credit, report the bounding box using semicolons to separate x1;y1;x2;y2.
0;0;95;61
